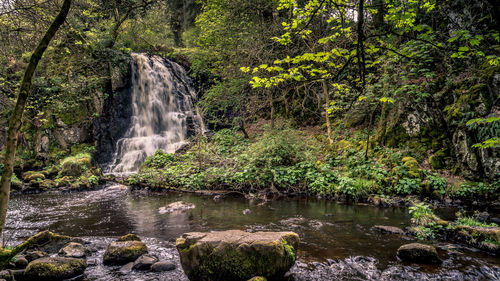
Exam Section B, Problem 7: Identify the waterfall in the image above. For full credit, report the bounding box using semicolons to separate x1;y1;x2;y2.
108;53;205;174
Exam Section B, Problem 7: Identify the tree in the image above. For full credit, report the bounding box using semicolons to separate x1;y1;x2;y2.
0;0;72;238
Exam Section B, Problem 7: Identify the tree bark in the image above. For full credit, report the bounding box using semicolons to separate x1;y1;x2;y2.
322;80;333;145
0;0;72;238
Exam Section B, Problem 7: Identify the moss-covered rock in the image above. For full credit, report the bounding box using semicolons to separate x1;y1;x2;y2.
176;230;299;281
59;153;91;177
397;243;441;264
117;233;142;242
103;240;148;265
453;225;500;254
24;257;87;281
22;171;45;182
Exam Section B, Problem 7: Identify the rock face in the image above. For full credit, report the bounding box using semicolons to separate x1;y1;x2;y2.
397;243;441;264
103;238;148;265
159;201;195;214
371;225;405;235
24;257;87;281
176;230;299;281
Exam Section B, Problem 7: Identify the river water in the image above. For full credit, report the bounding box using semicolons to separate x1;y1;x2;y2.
4;184;500;280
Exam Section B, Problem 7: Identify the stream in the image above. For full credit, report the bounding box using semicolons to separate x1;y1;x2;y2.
4;184;500;280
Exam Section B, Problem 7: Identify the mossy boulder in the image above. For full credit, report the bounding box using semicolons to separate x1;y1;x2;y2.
22;171;45;182
453;225;500;253
13;231;71;255
59;153;91;177
176;230;299;281
24;257;87;281
117;233;142;242
103;238;148;265
397;243;441;264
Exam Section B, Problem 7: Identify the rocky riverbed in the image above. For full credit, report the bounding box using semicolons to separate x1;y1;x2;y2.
2;185;499;280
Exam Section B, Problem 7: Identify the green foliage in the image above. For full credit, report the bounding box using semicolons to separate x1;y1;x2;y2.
409;203;436;226
456;216;498;228
143;150;176;168
394;178;421;195
427;174;448;194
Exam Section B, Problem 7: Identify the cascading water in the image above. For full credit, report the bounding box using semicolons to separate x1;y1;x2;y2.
108;53;205;174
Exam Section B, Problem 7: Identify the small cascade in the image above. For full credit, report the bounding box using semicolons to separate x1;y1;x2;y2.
108;53;205;174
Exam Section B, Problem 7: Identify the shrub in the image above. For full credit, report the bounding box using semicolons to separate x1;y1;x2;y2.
427;174;448;194
395;178;421;195
143;150;176;168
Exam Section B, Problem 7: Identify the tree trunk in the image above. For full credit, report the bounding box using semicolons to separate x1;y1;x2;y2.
0;0;72;238
322;80;333;145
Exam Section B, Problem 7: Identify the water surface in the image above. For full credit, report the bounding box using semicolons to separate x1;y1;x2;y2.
4;185;500;280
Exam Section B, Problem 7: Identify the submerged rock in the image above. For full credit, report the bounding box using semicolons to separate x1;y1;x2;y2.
397;243;441;264
59;242;86;258
132;254;158;270
371;225;405;235
151;261;176;272
176;230;299;281
159;201;195;214
25;257;87;281
103;239;148;265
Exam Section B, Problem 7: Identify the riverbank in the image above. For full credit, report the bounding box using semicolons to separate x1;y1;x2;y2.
123;122;498;207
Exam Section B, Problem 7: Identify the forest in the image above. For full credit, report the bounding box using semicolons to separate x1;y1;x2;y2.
0;0;498;280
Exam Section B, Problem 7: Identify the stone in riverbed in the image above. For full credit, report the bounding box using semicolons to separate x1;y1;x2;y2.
13;255;28;269
151;261;176;272
397;243;441;264
176;230;299;281
371;225;405;235
24;257;87;281
25;250;48;262
59;242;87;258
159;201;195;214
103;235;148;265
117;233;141;242
132;254;158;270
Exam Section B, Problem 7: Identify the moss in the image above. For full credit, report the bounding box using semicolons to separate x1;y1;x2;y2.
117;234;141;242
181;237;297;281
59;153;91;177
0;231;71;268
25;257;87;280
103;241;148;265
22;171;45;182
402;156;421;178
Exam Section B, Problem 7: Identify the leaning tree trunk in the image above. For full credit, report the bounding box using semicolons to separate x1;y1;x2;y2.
0;0;72;238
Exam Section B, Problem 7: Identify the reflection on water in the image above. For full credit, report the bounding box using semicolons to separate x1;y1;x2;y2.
4;184;500;280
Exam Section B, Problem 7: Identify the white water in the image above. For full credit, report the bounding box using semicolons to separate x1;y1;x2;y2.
109;53;205;174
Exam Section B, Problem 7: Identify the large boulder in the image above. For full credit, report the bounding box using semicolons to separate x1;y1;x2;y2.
397;243;441;264
176;230;299;281
103;235;148;265
24;257;87;281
